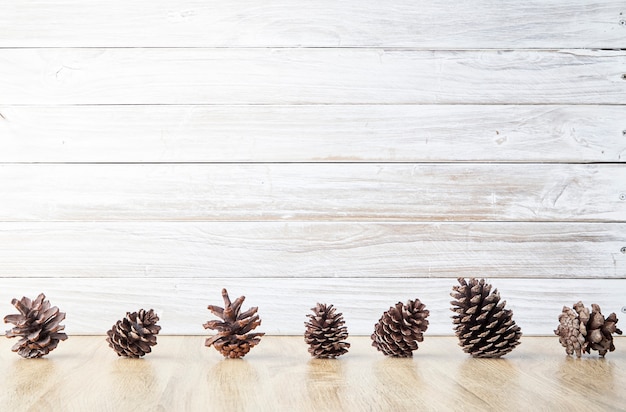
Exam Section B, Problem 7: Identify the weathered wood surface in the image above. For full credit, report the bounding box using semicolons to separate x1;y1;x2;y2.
1;0;624;344
2;49;625;105
0;278;624;335
1;1;624;48
0;164;623;221
1;105;624;163
0;222;623;279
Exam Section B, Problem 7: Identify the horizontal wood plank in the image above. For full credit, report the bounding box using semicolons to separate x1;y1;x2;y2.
2;49;625;105
0;164;623;221
0;278;623;335
1;1;624;48
0;222;623;278
1;105;625;163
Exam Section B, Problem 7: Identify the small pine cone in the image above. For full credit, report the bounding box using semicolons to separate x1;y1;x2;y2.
106;309;161;358
304;303;350;358
555;301;622;357
204;288;265;359
371;299;429;357
3;293;68;358
450;278;522;358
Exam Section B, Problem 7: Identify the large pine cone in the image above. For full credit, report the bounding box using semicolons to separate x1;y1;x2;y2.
304;303;350;358
204;288;265;359
371;299;429;357
555;301;622;357
3;293;68;358
450;278;522;358
106;309;161;358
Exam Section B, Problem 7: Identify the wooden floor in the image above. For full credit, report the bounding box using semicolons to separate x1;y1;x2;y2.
0;336;623;412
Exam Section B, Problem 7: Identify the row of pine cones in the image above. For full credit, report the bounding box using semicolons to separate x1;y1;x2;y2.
3;280;622;359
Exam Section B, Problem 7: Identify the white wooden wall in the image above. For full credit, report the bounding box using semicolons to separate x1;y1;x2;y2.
1;1;625;336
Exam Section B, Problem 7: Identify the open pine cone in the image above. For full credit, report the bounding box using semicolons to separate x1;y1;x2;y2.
555;301;622;357
371;299;429;357
106;309;161;358
3;293;68;358
304;303;350;358
450;278;522;358
204;288;265;359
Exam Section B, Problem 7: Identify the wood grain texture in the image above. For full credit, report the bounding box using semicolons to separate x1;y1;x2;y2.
1;105;625;163
0;222;623;279
2;0;625;347
0;278;624;335
0;164;623;222
1;1;624;48
2;49;625;105
0;337;625;411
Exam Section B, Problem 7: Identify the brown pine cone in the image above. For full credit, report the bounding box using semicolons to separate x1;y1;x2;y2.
371;299;429;357
304;303;350;358
450;278;522;358
3;293;68;358
204;288;265;359
555;301;622;357
106;309;161;358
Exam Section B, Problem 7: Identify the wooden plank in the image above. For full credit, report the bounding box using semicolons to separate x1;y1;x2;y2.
0;337;625;411
0;278;623;335
1;1;624;48
0;222;623;279
0;164;623;222
1;105;625;163
2;49;625;105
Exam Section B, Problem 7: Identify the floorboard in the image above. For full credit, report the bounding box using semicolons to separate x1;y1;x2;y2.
0;336;623;411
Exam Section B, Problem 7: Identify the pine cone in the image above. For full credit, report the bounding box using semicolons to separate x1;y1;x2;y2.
204;288;265;359
304;303;350;358
3;293;68;358
450;278;522;358
106;309;161;358
371;299;429;357
555;301;622;357
554;302;588;357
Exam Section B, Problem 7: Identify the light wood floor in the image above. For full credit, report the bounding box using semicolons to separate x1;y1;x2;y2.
0;336;623;412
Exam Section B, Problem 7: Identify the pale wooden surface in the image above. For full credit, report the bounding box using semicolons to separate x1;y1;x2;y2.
2;105;625;163
0;222;624;280
0;105;626;163
1;164;624;221
2;1;624;48
2;49;625;105
0;336;624;412
0;278;623;335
